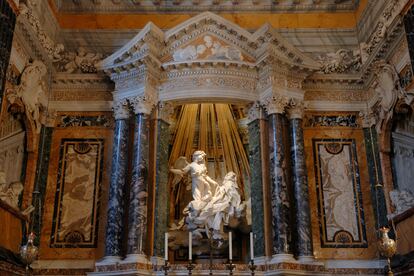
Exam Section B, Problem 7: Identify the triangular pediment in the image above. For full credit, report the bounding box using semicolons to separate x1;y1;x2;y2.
100;12;320;73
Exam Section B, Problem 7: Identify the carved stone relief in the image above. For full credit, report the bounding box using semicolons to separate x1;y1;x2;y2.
5;60;48;133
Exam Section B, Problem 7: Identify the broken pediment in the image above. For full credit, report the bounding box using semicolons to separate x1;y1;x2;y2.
99;12;320;74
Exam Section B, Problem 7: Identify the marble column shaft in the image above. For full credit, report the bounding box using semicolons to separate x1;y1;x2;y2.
289;118;313;257
127;113;150;255
248;119;266;257
105;118;130;257
152;119;170;257
268;113;292;255
363;127;388;228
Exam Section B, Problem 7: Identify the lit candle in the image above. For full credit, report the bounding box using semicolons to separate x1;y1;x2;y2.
229;231;232;260
165;233;168;261
189;232;192;260
250;232;254;260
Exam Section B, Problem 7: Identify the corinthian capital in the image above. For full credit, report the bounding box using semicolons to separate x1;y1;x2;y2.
247;102;263;123
112;99;130;120
261;95;289;115
286;98;305;119
130;95;155;115
158;101;175;123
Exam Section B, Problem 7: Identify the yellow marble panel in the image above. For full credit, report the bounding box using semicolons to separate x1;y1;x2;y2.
39;123;112;260
304;127;378;259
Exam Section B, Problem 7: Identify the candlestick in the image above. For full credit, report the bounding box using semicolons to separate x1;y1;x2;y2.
229;231;232;260
248;259;257;276
187;259;195;276
189;231;192;260
226;259;236;276
250;232;254;260
163;260;170;276
165;233;168;261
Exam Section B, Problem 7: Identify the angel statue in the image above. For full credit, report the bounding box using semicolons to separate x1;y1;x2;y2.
169;150;246;246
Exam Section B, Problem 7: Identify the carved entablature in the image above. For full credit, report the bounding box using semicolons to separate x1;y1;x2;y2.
99;12;319;106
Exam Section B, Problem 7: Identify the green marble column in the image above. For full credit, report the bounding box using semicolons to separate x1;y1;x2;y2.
247;108;266;258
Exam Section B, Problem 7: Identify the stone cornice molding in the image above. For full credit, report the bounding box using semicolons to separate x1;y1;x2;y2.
112;99;130;120
98;22;164;72
361;0;409;57
16;2;64;64
261;94;290;115
52;73;114;92
54;0;358;13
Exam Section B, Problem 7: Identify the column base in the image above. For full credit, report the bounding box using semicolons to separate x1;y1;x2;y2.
95;256;122;266
298;255;316;263
122;253;149;264
269;253;296;264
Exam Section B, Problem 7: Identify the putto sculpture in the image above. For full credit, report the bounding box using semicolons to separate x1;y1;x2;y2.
169;150;246;250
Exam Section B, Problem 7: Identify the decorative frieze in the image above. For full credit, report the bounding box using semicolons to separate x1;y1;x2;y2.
304;90;367;102
304;113;360;128
56;114;114;128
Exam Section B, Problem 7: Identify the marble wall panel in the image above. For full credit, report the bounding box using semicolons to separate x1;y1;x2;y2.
40;125;112;260
312;139;367;247
50;139;104;248
304;127;377;259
